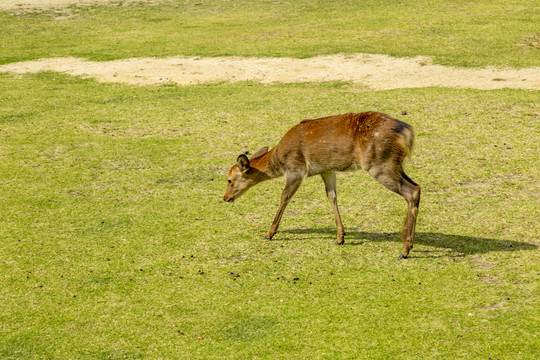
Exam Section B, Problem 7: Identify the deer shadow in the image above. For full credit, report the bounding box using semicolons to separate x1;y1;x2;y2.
279;228;537;258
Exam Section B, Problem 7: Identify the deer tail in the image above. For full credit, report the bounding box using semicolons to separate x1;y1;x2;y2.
395;123;415;161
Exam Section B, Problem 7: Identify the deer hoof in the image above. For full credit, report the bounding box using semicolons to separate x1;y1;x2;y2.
334;240;345;246
399;254;408;259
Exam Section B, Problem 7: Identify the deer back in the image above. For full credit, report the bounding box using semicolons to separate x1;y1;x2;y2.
272;112;413;176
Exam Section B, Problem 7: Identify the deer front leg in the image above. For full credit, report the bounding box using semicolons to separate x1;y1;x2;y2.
264;174;304;240
321;172;346;245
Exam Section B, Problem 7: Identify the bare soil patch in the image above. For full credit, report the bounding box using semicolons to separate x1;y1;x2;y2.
1;54;539;90
2;1;539;90
0;0;142;11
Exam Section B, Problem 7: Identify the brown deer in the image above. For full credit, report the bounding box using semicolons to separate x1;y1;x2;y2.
223;112;420;258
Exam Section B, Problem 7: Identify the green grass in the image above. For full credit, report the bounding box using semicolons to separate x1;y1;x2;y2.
0;72;538;359
0;0;538;67
1;0;539;358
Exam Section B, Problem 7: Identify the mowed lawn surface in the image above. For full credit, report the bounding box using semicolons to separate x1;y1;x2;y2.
1;0;539;67
1;1;539;359
1;74;538;359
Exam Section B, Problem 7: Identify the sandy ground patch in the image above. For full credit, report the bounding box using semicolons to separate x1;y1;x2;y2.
2;1;538;90
1;54;539;90
0;0;143;11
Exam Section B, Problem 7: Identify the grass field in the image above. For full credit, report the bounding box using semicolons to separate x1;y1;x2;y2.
1;1;539;359
1;0;539;67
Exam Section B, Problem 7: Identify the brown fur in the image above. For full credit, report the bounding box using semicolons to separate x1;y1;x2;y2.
224;112;420;258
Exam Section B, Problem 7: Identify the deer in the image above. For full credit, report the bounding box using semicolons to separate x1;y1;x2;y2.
223;112;421;259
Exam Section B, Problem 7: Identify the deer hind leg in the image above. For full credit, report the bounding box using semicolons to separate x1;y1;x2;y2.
369;166;420;258
398;172;420;258
321;172;346;245
264;173;304;240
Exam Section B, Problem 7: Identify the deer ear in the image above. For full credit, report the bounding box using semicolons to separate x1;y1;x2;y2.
249;146;269;160
236;154;250;172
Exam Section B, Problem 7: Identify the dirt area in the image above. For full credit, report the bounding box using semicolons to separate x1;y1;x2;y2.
0;0;142;11
1;0;539;90
1;55;539;90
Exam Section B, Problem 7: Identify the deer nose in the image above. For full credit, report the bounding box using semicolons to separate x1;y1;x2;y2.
223;195;234;202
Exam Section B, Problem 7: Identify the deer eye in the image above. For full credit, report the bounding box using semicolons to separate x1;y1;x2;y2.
228;180;232;184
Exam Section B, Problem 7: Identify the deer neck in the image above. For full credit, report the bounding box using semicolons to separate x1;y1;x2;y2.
249;147;283;181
